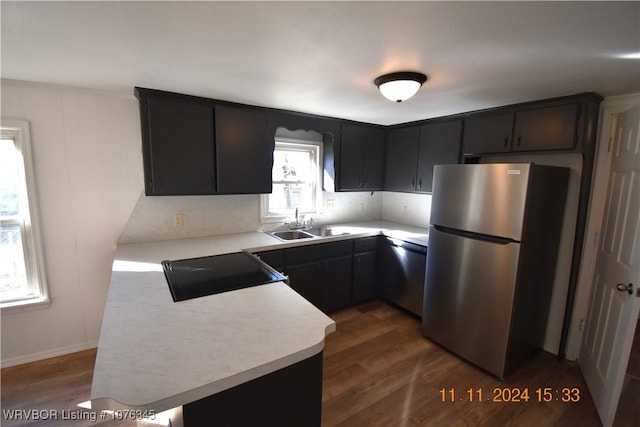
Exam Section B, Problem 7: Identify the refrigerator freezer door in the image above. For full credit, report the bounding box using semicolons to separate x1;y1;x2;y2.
430;163;531;241
422;226;520;377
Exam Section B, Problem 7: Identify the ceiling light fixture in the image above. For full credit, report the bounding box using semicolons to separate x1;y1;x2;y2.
374;71;427;103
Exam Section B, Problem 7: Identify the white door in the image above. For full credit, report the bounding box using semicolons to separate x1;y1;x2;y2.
579;105;640;427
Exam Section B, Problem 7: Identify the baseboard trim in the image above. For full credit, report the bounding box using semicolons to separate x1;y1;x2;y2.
1;341;98;368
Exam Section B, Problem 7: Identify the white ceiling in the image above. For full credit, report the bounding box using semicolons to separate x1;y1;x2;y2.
2;1;639;125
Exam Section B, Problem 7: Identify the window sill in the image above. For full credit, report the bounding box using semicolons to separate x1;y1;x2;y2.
1;297;51;315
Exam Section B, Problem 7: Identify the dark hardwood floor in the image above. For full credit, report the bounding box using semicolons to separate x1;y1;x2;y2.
0;300;619;426
322;301;602;427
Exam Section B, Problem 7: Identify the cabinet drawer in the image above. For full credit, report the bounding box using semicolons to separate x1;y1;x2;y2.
286;240;353;265
354;236;378;253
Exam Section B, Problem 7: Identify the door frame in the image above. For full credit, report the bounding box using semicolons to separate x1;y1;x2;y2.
565;92;640;360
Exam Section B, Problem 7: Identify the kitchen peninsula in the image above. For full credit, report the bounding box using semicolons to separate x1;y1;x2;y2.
90;221;428;426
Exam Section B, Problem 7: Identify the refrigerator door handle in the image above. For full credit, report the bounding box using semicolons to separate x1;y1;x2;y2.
433;225;519;245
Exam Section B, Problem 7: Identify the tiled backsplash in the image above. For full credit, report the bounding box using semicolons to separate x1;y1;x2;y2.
118;190;432;244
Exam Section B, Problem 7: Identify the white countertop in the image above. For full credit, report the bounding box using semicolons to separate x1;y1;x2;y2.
90;220;427;413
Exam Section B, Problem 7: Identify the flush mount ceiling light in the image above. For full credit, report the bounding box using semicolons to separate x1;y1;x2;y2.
374;71;428;103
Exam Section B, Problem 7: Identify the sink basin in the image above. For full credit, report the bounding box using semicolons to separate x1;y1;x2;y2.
304;226;350;237
270;230;314;241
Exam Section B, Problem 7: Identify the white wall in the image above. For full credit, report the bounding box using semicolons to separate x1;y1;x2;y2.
118;191;384;244
1;80;143;366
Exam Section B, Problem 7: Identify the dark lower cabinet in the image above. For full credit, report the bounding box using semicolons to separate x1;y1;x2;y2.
352;236;378;304
183;351;323;427
287;255;352;312
286;263;323;308
353;251;377;303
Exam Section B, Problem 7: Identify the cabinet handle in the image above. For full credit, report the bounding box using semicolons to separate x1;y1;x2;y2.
418;179;422;189
517;135;522;147
411;179;415;188
504;137;508;148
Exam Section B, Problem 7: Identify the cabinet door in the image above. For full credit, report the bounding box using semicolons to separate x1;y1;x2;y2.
339;124;366;190
215;105;272;194
339;124;385;190
513;103;578;151
255;249;285;272
362;127;385;190
287;263;322;309
416;121;461;193
384;126;419;191
141;95;216;195
462;113;513;155
353;251;377;304
321;255;353;312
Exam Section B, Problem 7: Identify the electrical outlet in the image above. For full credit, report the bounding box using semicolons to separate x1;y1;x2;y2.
327;199;336;209
173;213;184;227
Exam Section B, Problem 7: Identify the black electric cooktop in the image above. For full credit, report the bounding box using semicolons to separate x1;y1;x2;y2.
162;252;286;302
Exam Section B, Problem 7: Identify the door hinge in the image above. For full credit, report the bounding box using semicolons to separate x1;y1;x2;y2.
593;231;600;246
607;137;613;153
636;287;640;298
579;318;585;331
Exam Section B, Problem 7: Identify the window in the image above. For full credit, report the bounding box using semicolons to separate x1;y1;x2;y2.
261;138;322;222
0;120;48;310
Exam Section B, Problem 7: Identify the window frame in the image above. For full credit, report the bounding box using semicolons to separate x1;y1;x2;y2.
1;119;49;312
260;137;323;223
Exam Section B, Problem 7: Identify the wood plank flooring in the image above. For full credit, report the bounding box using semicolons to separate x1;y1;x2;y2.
322;301;602;427
0;301;611;426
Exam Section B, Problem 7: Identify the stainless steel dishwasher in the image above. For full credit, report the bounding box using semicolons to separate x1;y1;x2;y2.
379;237;427;317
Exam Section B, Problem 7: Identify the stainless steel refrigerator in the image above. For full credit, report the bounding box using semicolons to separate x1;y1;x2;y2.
422;163;569;378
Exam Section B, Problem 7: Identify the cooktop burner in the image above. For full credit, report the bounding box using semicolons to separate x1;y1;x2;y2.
162;252;286;302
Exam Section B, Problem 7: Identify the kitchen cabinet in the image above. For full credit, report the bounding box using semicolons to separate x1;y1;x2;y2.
384;127;420;192
462;112;513;155
512;104;578;151
339;124;385;191
215;105;272;194
255;249;285;272
286;240;353;312
462;103;579;156
136;87;274;196
385;120;461;193
379;237;426;317
415;121;461;193
138;92;216;196
256;240;354;313
352;237;378;304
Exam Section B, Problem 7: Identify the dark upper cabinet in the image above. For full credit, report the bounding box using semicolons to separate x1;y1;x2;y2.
416;121;462;193
462;112;514;155
513;104;579;151
215;105;272;194
385;120;461;193
140;93;216;196
339;124;385;191
462;102;580;156
137;88;274;196
384;127;420;192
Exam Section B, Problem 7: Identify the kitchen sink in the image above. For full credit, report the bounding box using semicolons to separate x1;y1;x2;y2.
270;230;314;241
304;226;350;237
